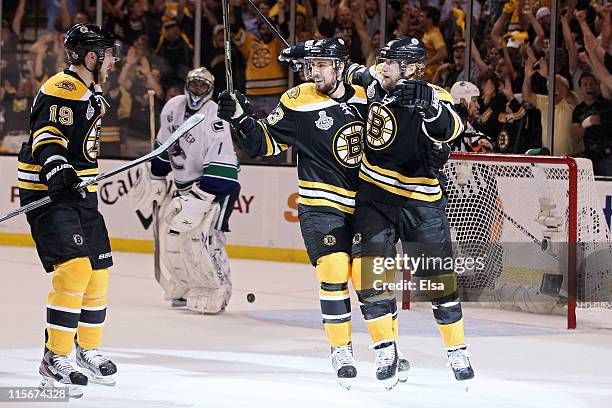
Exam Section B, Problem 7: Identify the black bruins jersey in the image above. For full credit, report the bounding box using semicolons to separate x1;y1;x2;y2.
347;64;464;207
18;70;105;205
239;82;368;215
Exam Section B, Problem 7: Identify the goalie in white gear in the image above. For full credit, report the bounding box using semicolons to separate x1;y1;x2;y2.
130;67;240;313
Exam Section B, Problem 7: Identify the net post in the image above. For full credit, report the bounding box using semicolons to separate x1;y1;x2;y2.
566;157;578;329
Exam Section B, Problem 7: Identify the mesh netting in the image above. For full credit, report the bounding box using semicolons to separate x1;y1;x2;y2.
442;156;612;313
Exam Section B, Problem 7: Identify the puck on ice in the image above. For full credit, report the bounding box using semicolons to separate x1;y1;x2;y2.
247;293;255;303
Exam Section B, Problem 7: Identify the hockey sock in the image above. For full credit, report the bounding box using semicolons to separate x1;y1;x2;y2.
77;268;109;350
46;257;93;356
426;273;465;348
352;257;396;344
316;253;352;347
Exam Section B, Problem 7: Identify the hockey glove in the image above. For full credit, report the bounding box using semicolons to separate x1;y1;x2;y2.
393;79;441;119
427;143;451;170
165;184;216;233
217;90;253;130
41;161;85;202
279;42;309;73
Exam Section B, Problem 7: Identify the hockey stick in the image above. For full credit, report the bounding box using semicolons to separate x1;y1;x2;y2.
221;0;234;93
148;89;162;284
243;0;291;48
0;114;205;224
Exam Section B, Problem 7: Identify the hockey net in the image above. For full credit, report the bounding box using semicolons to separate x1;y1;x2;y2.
402;153;612;329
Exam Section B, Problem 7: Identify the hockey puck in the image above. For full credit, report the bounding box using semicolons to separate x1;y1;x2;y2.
247;293;255;303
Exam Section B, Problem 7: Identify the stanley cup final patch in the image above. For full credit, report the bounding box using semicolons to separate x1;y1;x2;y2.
315;111;333;130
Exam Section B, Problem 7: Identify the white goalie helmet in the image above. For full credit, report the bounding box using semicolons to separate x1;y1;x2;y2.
185;67;214;111
450;81;480;105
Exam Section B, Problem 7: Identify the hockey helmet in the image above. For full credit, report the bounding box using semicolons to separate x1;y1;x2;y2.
303;38;348;84
305;38;349;61
379;37;426;63
64;23;120;68
185;67;214;111
450;81;480;105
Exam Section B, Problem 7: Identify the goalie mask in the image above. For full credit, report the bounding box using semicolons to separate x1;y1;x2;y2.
185;67;214;111
450;81;480;121
377;37;426;80
64;23;120;80
304;38;349;95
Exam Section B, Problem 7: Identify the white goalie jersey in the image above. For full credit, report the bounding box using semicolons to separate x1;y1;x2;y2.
156;95;239;194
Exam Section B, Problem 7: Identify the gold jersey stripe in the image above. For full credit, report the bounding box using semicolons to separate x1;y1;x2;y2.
18;162;42;171
32;125;65;140
77;168;100;176
298;180;356;198
359;172;442;202
18;181;97;193
298;197;355;214
362;156;439;186
42;72;90;101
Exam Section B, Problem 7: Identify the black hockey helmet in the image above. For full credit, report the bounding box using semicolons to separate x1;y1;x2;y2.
379;37;426;64
305;38;349;61
64;23;120;67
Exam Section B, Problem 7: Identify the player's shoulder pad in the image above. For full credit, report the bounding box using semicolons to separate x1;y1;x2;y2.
428;83;454;104
347;84;367;105
41;71;90;101
280;83;335;112
165;94;187;109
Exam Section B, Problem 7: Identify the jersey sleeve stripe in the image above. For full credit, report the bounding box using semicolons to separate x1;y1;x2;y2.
32;138;68;153
297;179;356;198
358;172;442;202
203;164;238;180
18;162;42;171
298;197;355;214
361;155;440;185
32;125;66;140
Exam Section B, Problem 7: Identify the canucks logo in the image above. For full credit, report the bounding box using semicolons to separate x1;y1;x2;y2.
366;102;396;150
333;121;363;168
83;117;101;162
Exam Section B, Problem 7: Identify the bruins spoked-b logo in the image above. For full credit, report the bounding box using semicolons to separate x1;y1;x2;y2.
366;102;397;150
333;121;363;168
83;117;102;162
323;234;337;246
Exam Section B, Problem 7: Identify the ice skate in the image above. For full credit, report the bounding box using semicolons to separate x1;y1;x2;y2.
397;349;410;383
171;298;187;308
446;345;474;390
373;341;399;390
75;342;117;386
330;343;357;390
39;347;88;399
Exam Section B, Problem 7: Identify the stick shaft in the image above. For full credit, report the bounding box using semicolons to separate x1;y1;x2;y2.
221;0;234;93
243;0;291;48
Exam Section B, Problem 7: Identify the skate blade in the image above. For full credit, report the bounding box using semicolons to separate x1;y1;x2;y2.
83;372;116;386
398;370;409;383
459;378;474;392
39;377;83;398
381;373;399;391
337;377;354;390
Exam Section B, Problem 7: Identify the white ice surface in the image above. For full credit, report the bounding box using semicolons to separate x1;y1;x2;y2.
0;246;611;408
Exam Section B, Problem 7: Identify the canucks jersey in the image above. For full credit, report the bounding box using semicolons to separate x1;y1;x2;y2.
346;64;464;207
18;69;106;205
155;95;239;195
238;82;368;215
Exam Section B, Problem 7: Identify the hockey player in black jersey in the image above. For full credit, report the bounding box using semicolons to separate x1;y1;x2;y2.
343;37;474;385
18;23;120;397
217;39;419;389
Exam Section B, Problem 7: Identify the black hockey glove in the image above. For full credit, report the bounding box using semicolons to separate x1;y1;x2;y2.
393;79;441;119
41;161;85;202
427;143;451;170
217;90;253;131
278;42;312;72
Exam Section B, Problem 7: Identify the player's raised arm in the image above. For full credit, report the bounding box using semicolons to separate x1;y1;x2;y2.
217;90;296;158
